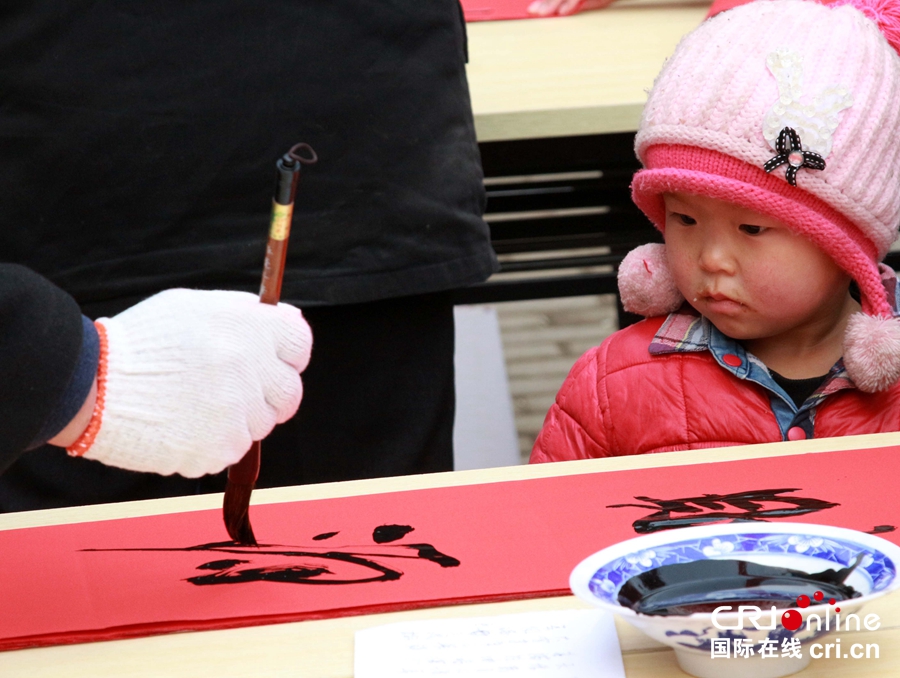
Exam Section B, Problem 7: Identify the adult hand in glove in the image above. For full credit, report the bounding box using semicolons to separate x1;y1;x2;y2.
50;289;312;477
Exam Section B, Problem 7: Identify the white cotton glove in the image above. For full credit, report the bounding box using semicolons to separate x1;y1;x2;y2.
71;289;312;478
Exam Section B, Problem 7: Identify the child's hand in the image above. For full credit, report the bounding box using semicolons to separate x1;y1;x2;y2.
527;0;617;17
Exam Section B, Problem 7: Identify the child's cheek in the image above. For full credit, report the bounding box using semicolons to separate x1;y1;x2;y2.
666;248;698;300
745;260;797;312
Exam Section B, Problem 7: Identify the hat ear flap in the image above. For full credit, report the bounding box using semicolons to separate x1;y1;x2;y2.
843;312;900;392
617;243;685;317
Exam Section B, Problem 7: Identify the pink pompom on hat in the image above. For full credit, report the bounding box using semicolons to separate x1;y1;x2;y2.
620;0;900;392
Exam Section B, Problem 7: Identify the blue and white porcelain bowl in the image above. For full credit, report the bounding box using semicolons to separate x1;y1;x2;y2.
570;522;900;678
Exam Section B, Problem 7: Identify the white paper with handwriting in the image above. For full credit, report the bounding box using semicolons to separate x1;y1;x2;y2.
354;609;625;677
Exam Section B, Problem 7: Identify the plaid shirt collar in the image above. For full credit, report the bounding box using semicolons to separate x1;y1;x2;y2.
648;264;900;402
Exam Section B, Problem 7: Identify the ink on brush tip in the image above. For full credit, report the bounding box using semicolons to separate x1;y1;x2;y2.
224;489;257;546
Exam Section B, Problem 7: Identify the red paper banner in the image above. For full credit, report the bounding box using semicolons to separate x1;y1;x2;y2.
2;446;899;651
461;0;537;21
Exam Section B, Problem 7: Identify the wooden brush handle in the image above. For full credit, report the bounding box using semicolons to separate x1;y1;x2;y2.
227;185;297;488
258;144;315;305
259;209;292;305
223;147;313;543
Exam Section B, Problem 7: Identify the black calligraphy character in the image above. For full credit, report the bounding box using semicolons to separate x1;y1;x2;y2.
608;488;839;533
82;523;460;586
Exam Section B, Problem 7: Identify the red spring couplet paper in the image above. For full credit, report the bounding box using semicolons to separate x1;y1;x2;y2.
2;445;899;651
460;0;537;21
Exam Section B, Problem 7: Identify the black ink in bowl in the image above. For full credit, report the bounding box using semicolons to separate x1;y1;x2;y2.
617;559;860;615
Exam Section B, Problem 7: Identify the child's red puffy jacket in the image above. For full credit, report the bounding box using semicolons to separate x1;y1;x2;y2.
530;316;900;463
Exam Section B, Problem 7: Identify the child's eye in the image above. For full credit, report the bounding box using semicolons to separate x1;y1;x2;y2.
674;213;696;225
739;224;766;235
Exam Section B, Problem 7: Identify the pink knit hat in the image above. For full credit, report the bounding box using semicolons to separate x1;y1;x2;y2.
621;0;900;392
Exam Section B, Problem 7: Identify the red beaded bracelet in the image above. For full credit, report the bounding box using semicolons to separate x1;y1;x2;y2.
67;321;109;458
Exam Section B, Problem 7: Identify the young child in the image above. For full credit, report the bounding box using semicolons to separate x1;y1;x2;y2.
531;0;900;462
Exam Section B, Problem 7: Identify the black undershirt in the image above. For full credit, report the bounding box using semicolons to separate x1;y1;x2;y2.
769;370;829;407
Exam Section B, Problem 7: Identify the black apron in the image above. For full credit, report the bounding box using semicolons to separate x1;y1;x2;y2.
0;1;496;311
0;1;496;510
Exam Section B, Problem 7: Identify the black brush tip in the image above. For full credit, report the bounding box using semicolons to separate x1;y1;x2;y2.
223;481;258;546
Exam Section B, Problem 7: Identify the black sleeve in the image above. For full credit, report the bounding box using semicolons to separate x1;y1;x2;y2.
0;264;85;472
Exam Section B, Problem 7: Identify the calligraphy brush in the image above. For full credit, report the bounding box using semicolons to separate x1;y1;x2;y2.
223;143;317;546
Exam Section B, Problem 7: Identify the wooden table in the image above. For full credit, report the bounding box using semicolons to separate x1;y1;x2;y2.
2;432;899;677
458;3;712;311
466;2;712;142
